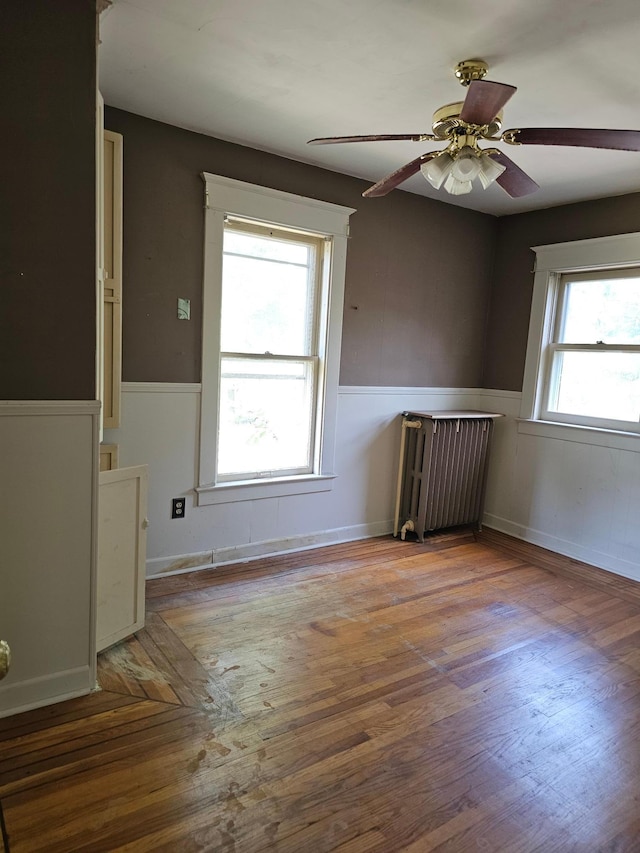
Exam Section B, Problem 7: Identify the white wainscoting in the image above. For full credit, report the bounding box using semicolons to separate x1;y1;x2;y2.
104;384;640;582
105;384;479;576
479;390;640;582
0;401;99;718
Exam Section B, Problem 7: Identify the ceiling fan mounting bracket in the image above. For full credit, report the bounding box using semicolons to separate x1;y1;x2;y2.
454;59;489;87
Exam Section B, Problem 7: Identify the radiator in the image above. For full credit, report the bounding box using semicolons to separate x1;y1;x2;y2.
394;410;502;542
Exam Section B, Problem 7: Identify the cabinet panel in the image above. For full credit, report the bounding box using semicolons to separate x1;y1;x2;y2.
97;465;148;652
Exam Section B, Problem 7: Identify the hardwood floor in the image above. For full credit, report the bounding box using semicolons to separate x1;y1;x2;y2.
2;530;640;851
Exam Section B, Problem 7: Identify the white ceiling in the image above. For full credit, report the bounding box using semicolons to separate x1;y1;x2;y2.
99;0;640;216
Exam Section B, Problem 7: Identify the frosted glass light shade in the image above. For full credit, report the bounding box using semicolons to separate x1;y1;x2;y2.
444;174;473;195
477;153;506;188
420;147;507;195
450;148;482;182
421;152;454;189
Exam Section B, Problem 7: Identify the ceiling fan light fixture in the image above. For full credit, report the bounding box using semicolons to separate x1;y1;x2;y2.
477;152;506;189
421;152;454;189
444;173;473;195
313;58;640;201
450;147;482;182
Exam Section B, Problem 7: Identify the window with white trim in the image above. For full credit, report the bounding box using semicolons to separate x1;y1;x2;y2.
541;268;640;431
197;173;354;506
219;220;326;481
522;232;640;440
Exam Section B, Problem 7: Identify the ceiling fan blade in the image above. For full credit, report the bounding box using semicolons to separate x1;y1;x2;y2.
362;152;438;198
488;151;540;198
506;127;640;151
308;133;429;145
459;80;517;126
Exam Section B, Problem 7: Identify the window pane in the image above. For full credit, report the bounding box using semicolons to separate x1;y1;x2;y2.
221;230;316;355
225;230;310;265
218;357;315;477
549;351;640;422
560;278;640;344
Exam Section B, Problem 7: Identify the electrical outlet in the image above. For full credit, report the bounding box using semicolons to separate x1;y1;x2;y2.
171;497;186;519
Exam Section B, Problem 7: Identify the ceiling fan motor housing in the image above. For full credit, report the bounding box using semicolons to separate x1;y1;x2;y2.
431;102;503;141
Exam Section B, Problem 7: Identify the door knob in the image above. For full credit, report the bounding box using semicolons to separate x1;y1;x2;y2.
0;640;10;680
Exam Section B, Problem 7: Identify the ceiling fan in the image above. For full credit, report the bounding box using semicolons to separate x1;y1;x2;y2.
308;59;640;199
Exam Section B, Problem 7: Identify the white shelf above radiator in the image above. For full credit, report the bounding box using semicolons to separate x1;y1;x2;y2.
402;409;504;420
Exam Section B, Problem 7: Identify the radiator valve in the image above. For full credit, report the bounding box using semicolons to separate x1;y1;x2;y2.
400;519;415;541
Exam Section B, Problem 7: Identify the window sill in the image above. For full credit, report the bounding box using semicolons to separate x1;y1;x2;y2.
196;473;337;506
517;418;640;452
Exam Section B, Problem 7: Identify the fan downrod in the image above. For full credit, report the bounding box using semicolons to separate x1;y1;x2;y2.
454;59;489;86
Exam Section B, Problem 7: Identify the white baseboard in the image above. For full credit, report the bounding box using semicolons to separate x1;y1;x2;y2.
483;512;640;583
146;550;216;576
147;519;394;578
0;665;95;720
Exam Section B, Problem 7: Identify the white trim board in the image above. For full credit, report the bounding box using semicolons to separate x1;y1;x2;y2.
338;386;480;396
0;666;95;720
517;418;640;453
147;519;394;578
202;172;354;236
532;231;640;272
148;509;640;587
115;384;523;398
0;400;101;416
483;514;640;583
122;382;202;394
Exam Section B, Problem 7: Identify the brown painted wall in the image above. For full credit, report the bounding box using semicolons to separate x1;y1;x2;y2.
104;107;497;387
0;1;96;400
483;193;640;391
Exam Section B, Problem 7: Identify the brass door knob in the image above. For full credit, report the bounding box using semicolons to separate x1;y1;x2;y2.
0;640;10;680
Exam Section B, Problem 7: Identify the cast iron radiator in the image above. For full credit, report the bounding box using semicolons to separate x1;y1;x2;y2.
394;410;502;542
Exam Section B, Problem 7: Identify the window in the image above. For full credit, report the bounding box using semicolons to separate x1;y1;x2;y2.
541;269;640;431
218;221;325;481
521;232;640;441
197;173;354;505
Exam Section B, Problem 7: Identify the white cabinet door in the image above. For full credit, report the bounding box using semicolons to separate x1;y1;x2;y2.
97;465;148;653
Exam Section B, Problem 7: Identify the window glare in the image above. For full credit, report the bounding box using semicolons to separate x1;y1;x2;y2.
550;351;640;423
561;278;640;344
221;254;314;354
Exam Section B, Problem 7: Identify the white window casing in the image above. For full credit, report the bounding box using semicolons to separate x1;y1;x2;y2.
520;231;640;450
197;173;355;506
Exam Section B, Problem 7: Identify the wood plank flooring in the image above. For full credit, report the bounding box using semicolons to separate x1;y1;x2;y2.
2;530;640;851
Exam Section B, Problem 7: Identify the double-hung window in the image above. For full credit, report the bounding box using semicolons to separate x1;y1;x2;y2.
541;269;640;431
522;232;640;441
197;173;354;506
218;221;325;481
